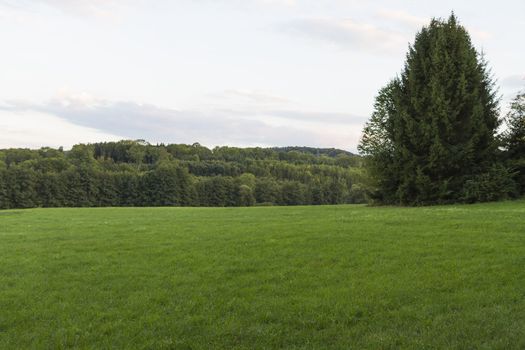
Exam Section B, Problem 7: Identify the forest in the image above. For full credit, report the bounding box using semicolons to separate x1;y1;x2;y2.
0;141;367;209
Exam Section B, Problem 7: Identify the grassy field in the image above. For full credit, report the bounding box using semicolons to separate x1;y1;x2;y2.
1;201;524;349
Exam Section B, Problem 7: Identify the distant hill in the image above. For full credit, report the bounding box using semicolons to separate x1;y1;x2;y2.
272;146;356;158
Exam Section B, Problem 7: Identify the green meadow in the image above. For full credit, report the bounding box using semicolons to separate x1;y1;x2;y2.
1;201;525;349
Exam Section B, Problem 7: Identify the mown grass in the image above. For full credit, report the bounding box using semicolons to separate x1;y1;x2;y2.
1;201;524;349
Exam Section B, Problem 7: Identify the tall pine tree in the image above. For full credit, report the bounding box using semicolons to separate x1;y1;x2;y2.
359;14;510;205
504;91;525;193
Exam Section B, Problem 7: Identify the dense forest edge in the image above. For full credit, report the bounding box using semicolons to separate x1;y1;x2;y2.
0;141;368;209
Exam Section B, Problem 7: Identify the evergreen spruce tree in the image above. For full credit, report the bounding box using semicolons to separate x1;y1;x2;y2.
359;14;508;205
504;91;525;194
358;81;400;203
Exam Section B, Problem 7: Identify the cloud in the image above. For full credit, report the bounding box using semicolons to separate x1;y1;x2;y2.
377;9;492;42
281;9;494;52
256;0;296;6
0;109;122;149
280;17;409;53
260;110;366;124
1;92;364;151
501;74;525;90
377;9;428;28
0;0;133;18
193;0;297;8
205;89;292;109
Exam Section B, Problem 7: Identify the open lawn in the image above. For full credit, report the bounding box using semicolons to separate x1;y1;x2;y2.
1;201;525;349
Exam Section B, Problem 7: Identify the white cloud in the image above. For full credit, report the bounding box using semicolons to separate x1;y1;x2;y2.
501;74;525;90
0;109;122;149
377;9;491;42
0;0;135;18
281;17;409;53
377;9;428;28
204;89;292;111
281;10;494;52
257;0;296;6
1;92;364;151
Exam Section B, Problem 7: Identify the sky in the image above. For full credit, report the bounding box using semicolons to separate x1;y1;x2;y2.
0;0;523;152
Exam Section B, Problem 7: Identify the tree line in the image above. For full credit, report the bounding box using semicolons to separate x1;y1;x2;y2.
0;142;367;209
359;14;525;205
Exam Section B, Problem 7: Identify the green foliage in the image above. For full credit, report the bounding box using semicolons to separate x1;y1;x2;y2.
503;91;525;193
278;181;307;205
114;171;141;206
0;169;7;209
140;164;194;206
238;184;255;206
127;143;146;167
5;166;38;208
2;148;39;166
460;164;518;203
36;172;65;207
68;144;98;167
254;177;280;204
0;141;365;209
358;82;399;203
347;183;367;204
2;201;525;348
238;172;256;188
0;154;6;174
359;14;512;205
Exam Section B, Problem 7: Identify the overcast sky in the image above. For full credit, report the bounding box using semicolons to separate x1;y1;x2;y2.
0;0;523;152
